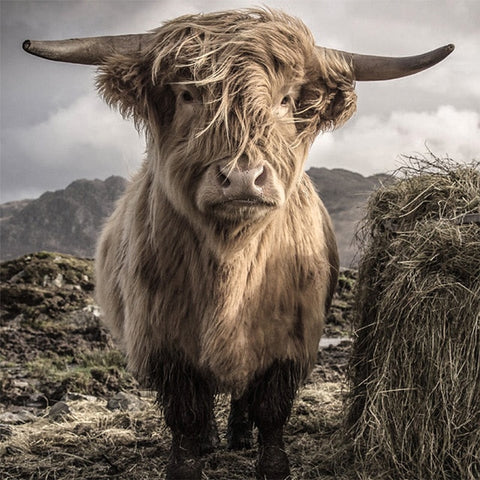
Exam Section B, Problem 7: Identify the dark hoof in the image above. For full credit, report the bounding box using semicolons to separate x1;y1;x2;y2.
166;457;202;480
255;445;290;480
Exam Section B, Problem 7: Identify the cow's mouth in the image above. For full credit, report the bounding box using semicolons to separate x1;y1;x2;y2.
213;196;277;209
206;196;277;220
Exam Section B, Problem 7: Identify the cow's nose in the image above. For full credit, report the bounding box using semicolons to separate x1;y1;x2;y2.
217;164;267;196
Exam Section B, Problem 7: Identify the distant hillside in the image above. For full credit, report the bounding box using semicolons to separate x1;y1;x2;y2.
0;169;389;265
0;176;126;261
309;168;392;266
0;199;33;221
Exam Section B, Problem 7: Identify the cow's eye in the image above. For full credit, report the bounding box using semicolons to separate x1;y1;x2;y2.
181;90;194;103
276;94;295;118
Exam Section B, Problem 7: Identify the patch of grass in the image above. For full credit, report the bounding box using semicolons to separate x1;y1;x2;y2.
26;354;73;379
19;313;64;332
0;353;15;368
24;349;135;399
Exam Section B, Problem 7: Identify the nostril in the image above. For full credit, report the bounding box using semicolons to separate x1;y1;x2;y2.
216;167;231;187
254;166;267;187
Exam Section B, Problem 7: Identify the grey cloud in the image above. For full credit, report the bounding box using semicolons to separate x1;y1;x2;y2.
1;0;478;203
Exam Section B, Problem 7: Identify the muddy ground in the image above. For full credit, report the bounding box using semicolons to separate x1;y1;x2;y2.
0;252;356;479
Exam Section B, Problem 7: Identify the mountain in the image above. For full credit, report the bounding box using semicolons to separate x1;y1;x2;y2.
0;176;126;261
309;168;392;266
0;169;390;266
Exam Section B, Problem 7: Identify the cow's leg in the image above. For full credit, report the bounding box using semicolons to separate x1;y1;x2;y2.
201;415;220;454
160;361;215;480
249;360;300;480
227;391;254;450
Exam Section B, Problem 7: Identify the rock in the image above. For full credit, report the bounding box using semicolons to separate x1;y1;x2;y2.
11;379;30;390
62;392;98;402
106;392;147;412
26;392;48;409
48;401;71;420
10;269;26;283
0;410;37;425
66;309;100;329
42;272;64;288
83;304;101;318
53;273;64;288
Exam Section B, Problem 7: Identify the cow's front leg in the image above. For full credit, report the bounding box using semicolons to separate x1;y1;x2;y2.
227;391;254;450
161;361;215;480
250;360;300;480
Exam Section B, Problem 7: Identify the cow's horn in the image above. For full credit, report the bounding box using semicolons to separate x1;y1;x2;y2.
22;34;153;65
333;44;455;81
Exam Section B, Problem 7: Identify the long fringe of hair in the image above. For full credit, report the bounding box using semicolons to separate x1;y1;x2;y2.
96;8;357;163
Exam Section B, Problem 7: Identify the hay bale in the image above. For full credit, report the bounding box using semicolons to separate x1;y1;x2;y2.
346;155;480;480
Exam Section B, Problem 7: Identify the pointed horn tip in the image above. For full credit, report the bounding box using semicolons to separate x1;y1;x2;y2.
436;43;455;61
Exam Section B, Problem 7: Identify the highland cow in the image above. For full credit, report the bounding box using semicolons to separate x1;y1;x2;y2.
23;9;453;479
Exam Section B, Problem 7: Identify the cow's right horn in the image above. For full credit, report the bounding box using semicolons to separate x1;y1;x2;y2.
340;44;455;81
22;34;154;65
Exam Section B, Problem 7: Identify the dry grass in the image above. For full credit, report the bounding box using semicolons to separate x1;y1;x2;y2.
0;395;176;480
346;153;480;480
0;380;353;479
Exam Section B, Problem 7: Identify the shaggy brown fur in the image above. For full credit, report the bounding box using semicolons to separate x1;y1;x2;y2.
94;8;352;478
95;8;351;395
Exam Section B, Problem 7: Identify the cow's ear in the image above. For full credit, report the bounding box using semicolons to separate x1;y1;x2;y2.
297;51;357;137
96;54;152;126
318;81;357;130
297;77;357;137
312;49;357;131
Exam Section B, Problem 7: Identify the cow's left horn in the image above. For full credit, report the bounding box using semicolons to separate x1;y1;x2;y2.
333;44;455;81
22;34;154;65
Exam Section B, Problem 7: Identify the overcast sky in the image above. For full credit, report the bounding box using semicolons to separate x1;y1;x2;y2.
1;0;479;203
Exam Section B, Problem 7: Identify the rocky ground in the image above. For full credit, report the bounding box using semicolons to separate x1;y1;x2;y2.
0;252;357;479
